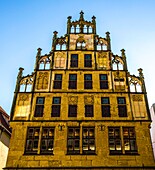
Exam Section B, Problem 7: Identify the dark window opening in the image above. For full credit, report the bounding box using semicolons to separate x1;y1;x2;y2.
84;54;92;67
101;97;110;117
69;74;77;89
117;97;127;117
100;74;108;89
53;74;62;89
51;97;61;117
84;74;92;89
34;97;45;117
68;105;77;117
70;54;78;68
85;105;94;117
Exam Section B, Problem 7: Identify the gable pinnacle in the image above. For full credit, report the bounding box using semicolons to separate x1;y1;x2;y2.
79;10;84;20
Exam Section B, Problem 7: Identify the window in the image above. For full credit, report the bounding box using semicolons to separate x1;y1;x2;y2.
82;127;95;154
108;127;122;154
25;127;54;155
114;78;125;90
76;42;86;50
40;127;54;154
67;127;95;155
51;97;61;117
85;105;93;117
101;97;110;117
108;127;138;155
84;74;92;89
123;127;137;154
100;74;108;89
34;97;45;117
70;54;78;68
68;105;77;117
53;74;62;89
84;54;92;67
117;97;127;117
69;74;77;89
25;127;40;154
67;127;80;154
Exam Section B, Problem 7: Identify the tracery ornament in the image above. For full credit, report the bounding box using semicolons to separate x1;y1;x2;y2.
18;94;29;106
54;52;66;68
98;52;107;68
39;55;51;70
132;95;143;101
112;55;124;70
68;96;78;104
84;96;94;104
128;73;142;92
36;72;49;90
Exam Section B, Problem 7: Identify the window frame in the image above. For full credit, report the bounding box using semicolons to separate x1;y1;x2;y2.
68;74;77;89
34;97;45;117
53;74;62;89
101;97;111;117
51;97;61;117
117;97;127;117
70;54;78;68
84;74;93;89
100;74;108;89
85;105;94;117
68;105;77;117
84;54;92;67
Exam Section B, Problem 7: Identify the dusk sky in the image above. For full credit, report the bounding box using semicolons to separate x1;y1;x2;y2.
0;0;155;114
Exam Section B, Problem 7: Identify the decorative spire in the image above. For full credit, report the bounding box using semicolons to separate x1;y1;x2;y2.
106;32;111;51
34;48;42;70
121;49;127;70
79;10;84;21
15;67;24;92
52;31;58;50
92;16;96;34
138;68;144;79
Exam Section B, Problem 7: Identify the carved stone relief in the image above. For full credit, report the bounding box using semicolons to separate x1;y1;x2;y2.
36;72;49;90
68;96;78;104
84;95;94;104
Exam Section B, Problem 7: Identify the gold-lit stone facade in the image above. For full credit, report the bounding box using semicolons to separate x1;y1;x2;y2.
5;11;155;169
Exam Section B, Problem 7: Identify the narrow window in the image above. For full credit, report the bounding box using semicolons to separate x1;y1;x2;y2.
40;127;54;154
69;74;77;89
70;54;78;68
68;105;77;117
100;74;108;89
67;127;80;154
84;74;92;89
82;127;95;154
101;97;110;117
117;97;127;117
25;127;40;154
85;105;94;117
34;97;45;117
123;127;138;154
84;54;92;67
53;74;62;89
108;127;122;154
51;97;61;117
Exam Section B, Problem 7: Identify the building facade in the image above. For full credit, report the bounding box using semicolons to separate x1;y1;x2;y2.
0;107;11;170
5;11;155;169
150;103;155;159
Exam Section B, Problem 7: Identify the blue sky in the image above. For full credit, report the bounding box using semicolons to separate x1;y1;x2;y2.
0;0;155;114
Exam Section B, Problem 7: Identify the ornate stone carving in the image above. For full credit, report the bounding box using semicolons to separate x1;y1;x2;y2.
68;96;78;104
84;95;94;104
132;95;143;101
36;72;49;90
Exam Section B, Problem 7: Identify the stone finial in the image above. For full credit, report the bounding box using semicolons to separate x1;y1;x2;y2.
17;67;24;80
79;10;84;20
106;32;111;50
121;49;125;56
138;68;144;78
67;16;72;23
37;48;42;58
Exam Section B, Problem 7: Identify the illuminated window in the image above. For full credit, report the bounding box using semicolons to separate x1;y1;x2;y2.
25;127;40;154
108;127;122;154
51;97;61;117
53;74;62;89
34;97;45;117
117;97;127;117
101;97;110;117
100;74;108;89
40;127;54;154
108;127;138;155
82;127;95;154
67;127;80;154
